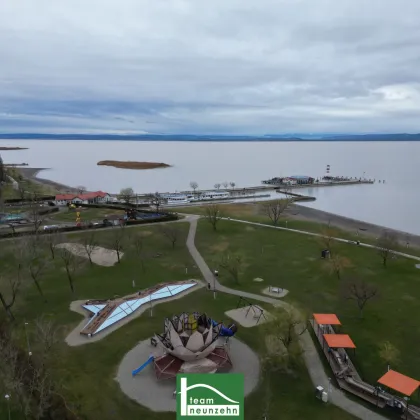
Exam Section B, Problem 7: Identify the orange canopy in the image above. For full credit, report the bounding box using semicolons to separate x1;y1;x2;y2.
323;334;356;349
313;314;341;325
378;370;420;397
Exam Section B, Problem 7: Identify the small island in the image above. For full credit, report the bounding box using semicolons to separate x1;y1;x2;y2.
97;160;171;170
0;146;29;150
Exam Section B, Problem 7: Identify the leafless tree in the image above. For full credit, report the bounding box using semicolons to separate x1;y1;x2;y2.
147;194;163;213
119;187;134;204
319;221;337;254
222;181;228;189
214;183;221;190
327;254;352;280
132;234;147;272
217;253;243;284
0;275;20;320
0;153;5;184
229;182;236;189
58;247;77;293
261;199;291;225
376;231;398;267
189;181;198;194
81;230;97;265
204;203;222;231
27;237;49;301
110;225;126;263
27;192;46;234
17;181;28;201
76;185;86;194
159;224;180;249
45;230;63;260
342;278;378;318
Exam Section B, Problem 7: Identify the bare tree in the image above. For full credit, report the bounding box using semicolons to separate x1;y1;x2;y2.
229;182;236;190
81;231;97;265
342;278;378;318
214;183;221;190
132;234;147;272
327;254;352;280
17;181;28;201
45;230;63;260
119;187;134;204
110;225;126;263
261;199;291;225
217;253;243;284
27;192;46;234
204;203;222;231
222;181;228;189
159;224;179;249
189;181;198;194
58;248;77;293
379;341;400;369
146;193;163;213
0;154;4;184
0;275;20;320
76;185;86;194
27;237;49;301
319;221;337;254
376;231;398;267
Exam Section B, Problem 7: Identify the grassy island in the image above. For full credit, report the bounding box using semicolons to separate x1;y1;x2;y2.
97;160;171;170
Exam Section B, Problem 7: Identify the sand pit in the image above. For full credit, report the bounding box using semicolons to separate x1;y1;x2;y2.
55;243;123;266
225;306;271;328
65;280;204;346
262;286;289;298
116;337;260;412
253;277;264;282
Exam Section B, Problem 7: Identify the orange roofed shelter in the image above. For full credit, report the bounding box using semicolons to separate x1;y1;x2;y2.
378;370;420;397
323;333;356;357
313;313;341;337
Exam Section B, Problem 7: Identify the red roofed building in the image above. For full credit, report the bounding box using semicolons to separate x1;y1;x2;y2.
55;191;111;206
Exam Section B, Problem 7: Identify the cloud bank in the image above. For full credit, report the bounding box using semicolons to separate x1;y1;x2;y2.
1;0;420;134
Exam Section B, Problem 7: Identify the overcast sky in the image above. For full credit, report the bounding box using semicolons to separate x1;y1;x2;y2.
1;0;420;135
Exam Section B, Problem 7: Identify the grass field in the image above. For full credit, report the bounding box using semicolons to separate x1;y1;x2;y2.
194;218;420;396
0;221;355;420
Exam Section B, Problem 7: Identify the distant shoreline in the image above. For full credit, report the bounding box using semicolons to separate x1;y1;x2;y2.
18;167;78;193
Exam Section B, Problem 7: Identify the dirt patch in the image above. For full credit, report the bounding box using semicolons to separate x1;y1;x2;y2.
55;243;123;266
65;280;204;346
253;277;264;282
261;287;289;298
225;306;271;327
210;242;229;252
137;230;153;237
245;226;255;232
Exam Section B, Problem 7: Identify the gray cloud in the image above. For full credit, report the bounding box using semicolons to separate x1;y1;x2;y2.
0;0;420;134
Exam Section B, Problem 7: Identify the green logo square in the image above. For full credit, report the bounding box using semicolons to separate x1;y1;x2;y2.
176;373;244;419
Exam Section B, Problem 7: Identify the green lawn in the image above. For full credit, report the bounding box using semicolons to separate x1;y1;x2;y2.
0;222;355;420
194;219;420;397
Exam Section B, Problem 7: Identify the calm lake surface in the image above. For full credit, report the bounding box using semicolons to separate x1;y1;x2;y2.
1;140;419;234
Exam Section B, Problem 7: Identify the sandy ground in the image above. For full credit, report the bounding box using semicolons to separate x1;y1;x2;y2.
225;306;271;328
261;286;289;298
65;280;204;346
18;167;78;192
115;336;260;412
55;242;123;266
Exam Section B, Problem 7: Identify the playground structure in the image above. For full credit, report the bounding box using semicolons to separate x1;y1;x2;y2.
132;312;238;379
312;314;420;419
76;211;82;227
237;296;267;324
80;280;198;336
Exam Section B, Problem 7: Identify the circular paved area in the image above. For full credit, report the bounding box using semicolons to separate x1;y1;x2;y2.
115;337;261;412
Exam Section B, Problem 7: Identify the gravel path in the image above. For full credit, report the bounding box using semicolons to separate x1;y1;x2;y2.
185;215;388;420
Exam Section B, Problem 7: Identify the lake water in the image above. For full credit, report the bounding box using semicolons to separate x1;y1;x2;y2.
1;140;419;234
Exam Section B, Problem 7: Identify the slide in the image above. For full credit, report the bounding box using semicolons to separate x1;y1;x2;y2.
132;355;154;376
211;320;237;337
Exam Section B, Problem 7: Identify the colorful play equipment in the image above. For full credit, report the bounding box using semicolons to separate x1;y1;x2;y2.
312;313;420;418
76;211;82;227
131;312;238;380
132;355;155;376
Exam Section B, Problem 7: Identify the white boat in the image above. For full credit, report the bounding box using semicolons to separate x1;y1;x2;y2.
165;194;190;205
199;191;230;200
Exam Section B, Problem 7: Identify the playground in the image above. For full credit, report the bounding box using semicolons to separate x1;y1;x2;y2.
115;312;260;412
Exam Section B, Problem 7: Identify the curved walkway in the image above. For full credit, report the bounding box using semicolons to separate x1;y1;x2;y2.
185;215;387;420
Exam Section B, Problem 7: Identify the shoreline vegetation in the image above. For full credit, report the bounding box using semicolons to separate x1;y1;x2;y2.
0;146;28;150
97;160;171;170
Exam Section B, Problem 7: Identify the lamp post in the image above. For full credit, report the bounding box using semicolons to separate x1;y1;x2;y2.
213;270;218;299
5;394;11;420
404;396;410;420
24;322;31;357
285;220;288;229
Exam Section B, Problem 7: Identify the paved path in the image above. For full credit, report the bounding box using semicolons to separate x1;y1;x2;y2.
185;215;388;420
